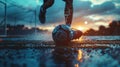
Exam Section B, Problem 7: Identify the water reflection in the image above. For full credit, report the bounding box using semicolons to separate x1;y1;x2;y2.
0;46;120;67
53;47;83;67
77;50;83;62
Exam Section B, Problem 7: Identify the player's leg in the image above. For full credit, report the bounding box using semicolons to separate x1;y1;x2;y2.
39;0;54;24
64;0;73;26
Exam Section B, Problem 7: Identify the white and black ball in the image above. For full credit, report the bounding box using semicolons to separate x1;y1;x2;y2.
52;24;83;44
52;24;71;44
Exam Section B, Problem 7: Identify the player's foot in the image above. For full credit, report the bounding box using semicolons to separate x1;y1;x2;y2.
39;6;46;24
72;28;82;39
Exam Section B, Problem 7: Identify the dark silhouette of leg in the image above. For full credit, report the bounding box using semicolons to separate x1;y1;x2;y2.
64;0;73;26
39;0;54;24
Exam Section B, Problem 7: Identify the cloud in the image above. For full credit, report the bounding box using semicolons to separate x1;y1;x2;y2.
72;1;116;28
78;1;116;16
108;8;120;14
73;1;92;11
112;0;120;3
46;0;92;23
0;0;120;26
90;0;108;5
41;0;64;24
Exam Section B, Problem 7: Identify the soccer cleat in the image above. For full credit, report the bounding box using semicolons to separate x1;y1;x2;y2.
72;29;82;39
39;6;46;24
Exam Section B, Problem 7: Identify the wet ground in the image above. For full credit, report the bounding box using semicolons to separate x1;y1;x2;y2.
0;36;120;67
0;44;119;67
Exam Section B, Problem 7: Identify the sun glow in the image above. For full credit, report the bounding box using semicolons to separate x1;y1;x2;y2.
76;26;88;32
77;27;85;31
84;21;88;25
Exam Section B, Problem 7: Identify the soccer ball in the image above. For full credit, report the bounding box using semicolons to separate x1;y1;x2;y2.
52;24;71;44
52;24;83;44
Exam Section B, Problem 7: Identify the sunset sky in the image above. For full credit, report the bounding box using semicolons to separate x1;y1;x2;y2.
0;0;120;32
